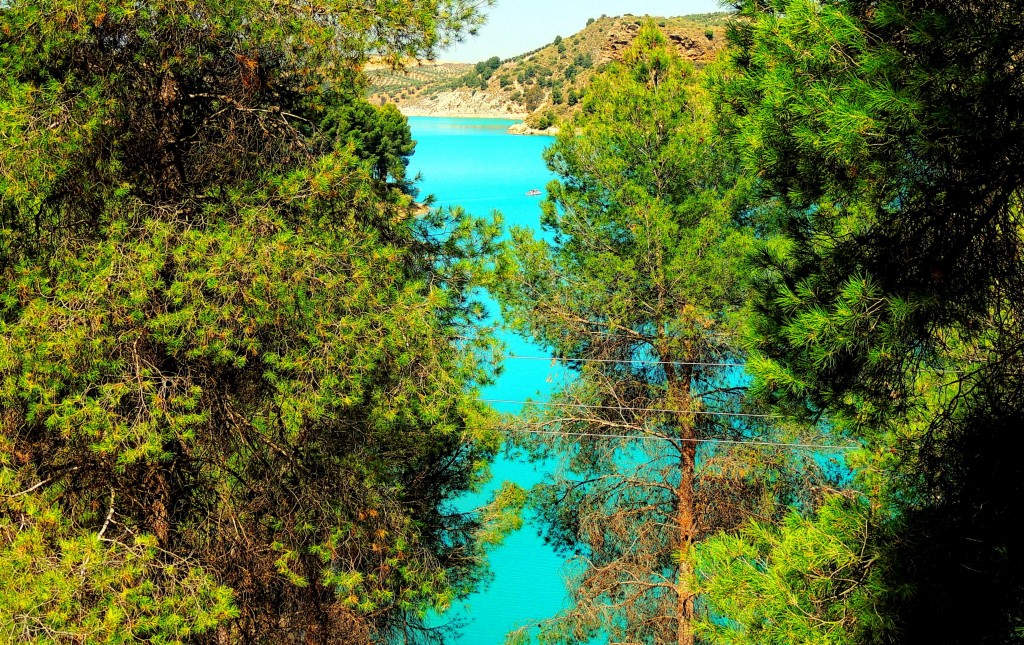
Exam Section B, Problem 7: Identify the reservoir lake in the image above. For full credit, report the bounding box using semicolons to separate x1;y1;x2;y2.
407;117;568;644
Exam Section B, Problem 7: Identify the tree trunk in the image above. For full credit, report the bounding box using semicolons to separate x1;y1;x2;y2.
676;434;696;645
666;363;696;645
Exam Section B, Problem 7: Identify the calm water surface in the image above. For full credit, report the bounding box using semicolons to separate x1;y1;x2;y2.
408;117;569;645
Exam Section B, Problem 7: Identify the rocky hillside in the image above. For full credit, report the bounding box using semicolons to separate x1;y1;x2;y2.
367;13;732;125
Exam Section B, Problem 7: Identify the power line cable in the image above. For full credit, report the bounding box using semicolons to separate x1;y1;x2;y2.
479;398;779;419
503;427;856;451
498;354;979;374
483;399;857;448
501;355;744;368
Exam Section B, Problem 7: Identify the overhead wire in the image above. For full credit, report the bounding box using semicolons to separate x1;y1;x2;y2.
502;427;857;451
499;355;744;368
478;399;855;451
498;354;980;374
477;356;979;451
479;398;778;418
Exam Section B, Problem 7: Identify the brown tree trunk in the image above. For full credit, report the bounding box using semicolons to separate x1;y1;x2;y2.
676;432;696;645
146;464;172;547
666;362;696;645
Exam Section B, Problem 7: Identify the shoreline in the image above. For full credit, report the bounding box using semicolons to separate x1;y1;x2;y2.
400;109;558;136
397;106;528;120
402;112;521;121
388;89;531;124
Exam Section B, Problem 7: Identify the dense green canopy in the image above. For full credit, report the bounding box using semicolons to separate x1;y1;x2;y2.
697;1;1024;643
7;0;1024;642
0;0;505;643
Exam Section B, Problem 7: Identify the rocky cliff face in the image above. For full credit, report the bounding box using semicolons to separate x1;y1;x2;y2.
600;20;722;63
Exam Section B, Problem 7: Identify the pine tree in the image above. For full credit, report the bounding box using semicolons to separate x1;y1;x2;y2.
0;1;505;642
698;1;1024;642
697;495;893;645
495;24;824;645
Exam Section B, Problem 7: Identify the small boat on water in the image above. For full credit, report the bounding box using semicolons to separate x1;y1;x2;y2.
525;189;542;196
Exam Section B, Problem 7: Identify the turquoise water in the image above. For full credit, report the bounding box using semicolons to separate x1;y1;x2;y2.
407;118;851;644
407;117;569;645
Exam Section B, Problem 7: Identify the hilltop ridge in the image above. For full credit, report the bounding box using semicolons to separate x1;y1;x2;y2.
367;13;731;126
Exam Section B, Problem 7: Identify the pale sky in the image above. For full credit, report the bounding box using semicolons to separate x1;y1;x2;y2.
443;0;727;63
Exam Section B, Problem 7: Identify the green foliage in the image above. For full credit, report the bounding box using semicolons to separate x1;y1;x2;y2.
476;482;528;547
523;85;546;111
678;12;734;27
0;0;503;642
366;62;471;101
321;97;417;183
462;55;503;89
711;0;1024;642
1;484;236;643
494;22;822;645
697;496;894;645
